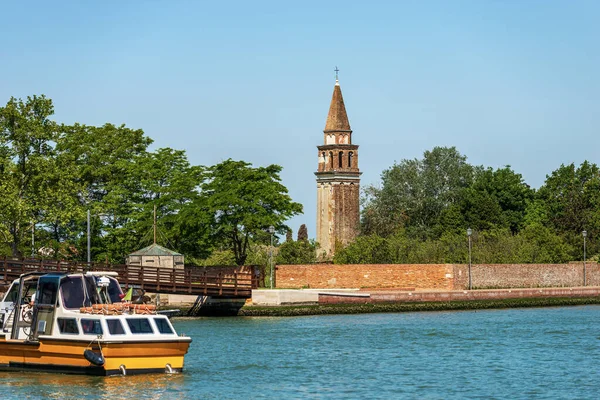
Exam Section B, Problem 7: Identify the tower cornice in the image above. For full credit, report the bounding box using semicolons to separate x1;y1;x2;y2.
315;171;362;181
317;144;359;151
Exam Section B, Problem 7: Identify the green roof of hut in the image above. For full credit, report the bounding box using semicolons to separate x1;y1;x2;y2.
129;243;182;257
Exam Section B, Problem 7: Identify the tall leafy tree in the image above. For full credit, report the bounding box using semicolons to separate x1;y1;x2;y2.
0;95;59;256
362;146;476;238
537;161;600;258
56;123;153;261
131;147;205;252
197;159;303;265
297;224;308;241
461;166;534;233
538;162;600;235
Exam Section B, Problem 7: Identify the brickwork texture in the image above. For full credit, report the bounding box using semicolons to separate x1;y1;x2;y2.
276;262;600;290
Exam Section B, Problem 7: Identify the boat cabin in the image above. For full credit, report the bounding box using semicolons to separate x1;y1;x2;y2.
1;271;123;341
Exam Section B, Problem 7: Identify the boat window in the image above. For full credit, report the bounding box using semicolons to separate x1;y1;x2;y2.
107;278;123;304
3;283;18;303
126;318;154;334
37;280;58;305
60;276;85;309
57;318;79;334
81;319;103;335
84;276;101;305
154;317;174;334
107;319;126;335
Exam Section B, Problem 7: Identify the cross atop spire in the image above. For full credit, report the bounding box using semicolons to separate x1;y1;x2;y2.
334;66;340;85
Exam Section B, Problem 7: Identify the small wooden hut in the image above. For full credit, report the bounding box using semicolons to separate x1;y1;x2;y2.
126;243;184;269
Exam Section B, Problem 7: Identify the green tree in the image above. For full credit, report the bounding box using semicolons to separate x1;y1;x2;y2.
130;148;205;253
362;146;476;238
537;161;600;258
461;166;533;233
297;224;308;241
276;239;318;264
0;95;59;256
56;122;153;261
333;235;391;264
197;159;303;266
516;223;573;263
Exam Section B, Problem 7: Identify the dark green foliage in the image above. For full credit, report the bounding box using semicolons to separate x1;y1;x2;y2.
276;239;318;264
462;166;533;233
358;147;596;264
335;227;574;265
198;159;303;265
362;146;476;238
297;224;308;241
333;235;391;264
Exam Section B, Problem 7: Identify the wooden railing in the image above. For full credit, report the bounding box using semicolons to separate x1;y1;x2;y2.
0;257;257;298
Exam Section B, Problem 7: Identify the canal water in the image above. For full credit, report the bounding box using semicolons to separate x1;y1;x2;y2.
2;306;600;399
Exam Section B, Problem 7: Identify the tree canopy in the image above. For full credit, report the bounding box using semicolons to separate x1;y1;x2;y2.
0;95;303;266
197;159;303;265
352;147;598;264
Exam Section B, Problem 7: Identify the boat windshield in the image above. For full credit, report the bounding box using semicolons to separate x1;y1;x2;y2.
61;275;123;309
61;276;87;309
37;277;59;306
107;277;123;303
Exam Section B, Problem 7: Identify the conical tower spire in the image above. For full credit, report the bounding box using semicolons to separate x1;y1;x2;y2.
316;69;361;259
324;73;351;133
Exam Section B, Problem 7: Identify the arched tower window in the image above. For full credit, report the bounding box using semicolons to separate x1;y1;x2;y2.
338;151;344;168
329;152;334;169
348;151;354;168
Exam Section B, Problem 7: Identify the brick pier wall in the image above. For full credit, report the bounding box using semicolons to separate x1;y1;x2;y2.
277;262;600;290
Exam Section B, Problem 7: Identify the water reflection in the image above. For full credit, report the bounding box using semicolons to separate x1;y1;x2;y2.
1;371;188;399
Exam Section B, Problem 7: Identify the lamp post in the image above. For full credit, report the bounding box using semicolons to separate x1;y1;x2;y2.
583;230;587;286
467;228;472;290
268;226;275;289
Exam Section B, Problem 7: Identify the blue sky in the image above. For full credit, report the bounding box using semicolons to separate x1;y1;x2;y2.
1;1;598;240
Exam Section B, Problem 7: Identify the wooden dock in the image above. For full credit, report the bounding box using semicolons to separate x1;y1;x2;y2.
0;258;257;298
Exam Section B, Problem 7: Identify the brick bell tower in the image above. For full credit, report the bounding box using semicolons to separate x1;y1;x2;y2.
315;69;361;258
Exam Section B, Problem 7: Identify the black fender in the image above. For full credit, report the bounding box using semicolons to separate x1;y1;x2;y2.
83;349;105;366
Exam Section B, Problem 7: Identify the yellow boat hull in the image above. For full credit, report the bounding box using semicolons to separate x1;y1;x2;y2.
0;337;191;376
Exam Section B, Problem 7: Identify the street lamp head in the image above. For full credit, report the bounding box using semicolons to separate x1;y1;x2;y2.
467;228;472;236
582;230;587;238
268;226;275;234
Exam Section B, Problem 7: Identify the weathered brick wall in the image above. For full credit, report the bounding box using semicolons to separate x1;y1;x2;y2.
277;262;600;290
453;262;600;289
276;264;455;289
